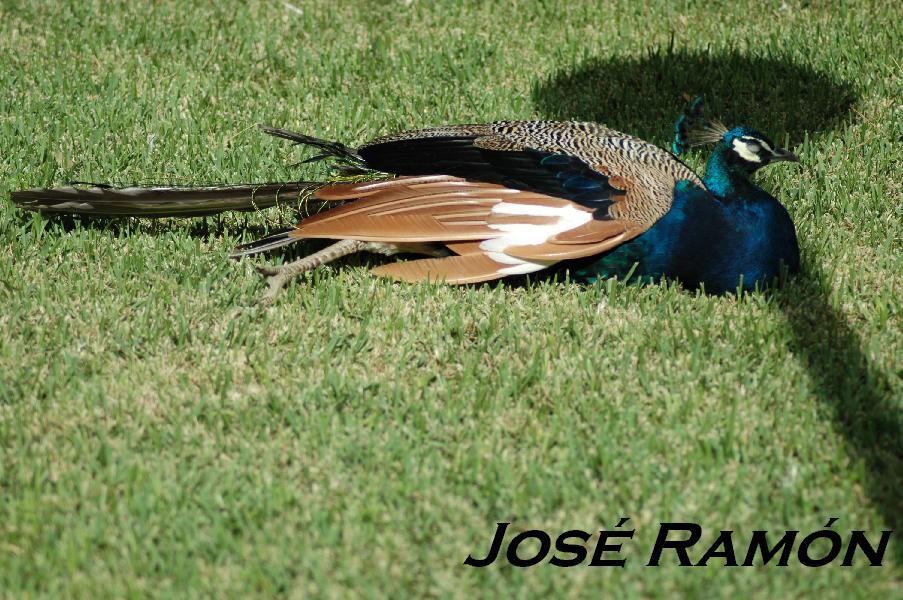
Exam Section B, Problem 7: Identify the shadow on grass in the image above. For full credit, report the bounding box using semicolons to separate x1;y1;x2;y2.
532;49;856;146
536;50;901;559
778;264;901;561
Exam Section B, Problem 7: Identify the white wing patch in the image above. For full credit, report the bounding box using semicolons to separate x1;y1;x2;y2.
479;202;592;274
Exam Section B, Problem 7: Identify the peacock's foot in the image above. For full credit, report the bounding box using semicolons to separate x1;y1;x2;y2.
256;264;294;305
253;239;368;305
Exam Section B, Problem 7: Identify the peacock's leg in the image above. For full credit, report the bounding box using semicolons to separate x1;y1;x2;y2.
256;239;364;304
256;239;448;304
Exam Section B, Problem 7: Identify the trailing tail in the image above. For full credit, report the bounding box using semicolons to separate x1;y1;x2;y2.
10;181;317;218
10;124;373;218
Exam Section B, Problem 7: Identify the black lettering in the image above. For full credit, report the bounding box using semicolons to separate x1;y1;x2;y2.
507;530;552;567
647;523;702;566
797;521;842;567
589;530;634;567
695;531;737;566
841;531;892;566
464;522;509;567
550;530;590;567
741;531;798;566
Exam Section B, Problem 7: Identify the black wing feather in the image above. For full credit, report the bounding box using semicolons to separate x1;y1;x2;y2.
358;137;619;212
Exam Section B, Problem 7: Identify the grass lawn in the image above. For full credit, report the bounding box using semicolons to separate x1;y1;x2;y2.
1;0;901;596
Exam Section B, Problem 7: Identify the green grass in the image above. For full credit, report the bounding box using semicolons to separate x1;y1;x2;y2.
1;0;901;597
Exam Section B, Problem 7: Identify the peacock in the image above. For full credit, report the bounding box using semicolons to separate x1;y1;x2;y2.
10;100;800;303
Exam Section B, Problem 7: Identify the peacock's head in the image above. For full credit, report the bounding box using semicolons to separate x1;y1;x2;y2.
718;126;799;173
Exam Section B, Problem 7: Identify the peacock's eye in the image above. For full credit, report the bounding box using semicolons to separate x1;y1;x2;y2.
738;137;763;152
731;137;767;163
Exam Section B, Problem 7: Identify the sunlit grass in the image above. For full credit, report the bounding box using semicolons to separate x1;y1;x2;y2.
1;0;900;597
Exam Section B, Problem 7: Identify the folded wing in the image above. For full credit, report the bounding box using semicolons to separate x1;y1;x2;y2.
284;121;705;283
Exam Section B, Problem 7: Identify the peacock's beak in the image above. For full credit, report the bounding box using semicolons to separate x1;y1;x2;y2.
771;147;800;163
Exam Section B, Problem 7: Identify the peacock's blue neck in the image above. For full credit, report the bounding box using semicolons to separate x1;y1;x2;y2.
703;147;758;200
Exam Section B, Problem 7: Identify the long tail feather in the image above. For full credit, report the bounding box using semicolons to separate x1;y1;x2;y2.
10;181;317;218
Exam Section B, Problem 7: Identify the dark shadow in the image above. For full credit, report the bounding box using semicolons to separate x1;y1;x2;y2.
777;264;901;562
532;49;856;146
537;51;900;559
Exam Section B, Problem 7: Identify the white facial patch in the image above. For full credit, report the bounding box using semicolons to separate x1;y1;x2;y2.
479;202;593;274
731;138;762;163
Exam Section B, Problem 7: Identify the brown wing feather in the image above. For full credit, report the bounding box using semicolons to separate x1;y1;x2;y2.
372;254;508;284
291;177;575;243
504;233;631;261
548;219;629;244
444;241;485;255
284;167;669;281
294;212;495;242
